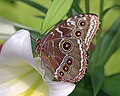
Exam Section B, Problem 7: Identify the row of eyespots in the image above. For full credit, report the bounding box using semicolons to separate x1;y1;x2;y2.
59;57;73;77
73;20;86;38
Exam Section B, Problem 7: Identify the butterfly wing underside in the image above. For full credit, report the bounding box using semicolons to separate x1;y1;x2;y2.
61;13;100;50
36;13;100;82
40;37;87;82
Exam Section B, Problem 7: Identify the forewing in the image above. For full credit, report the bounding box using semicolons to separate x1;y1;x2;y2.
65;13;100;50
42;13;100;51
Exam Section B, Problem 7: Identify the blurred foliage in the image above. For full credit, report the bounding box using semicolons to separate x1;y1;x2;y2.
0;0;120;96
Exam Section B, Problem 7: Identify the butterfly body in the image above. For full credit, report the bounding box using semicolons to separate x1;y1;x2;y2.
36;14;100;82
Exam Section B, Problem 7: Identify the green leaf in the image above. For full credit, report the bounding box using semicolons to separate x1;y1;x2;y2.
102;5;120;17
89;66;104;96
102;74;120;96
67;0;83;16
89;16;120;96
29;30;42;57
72;7;83;15
95;0;104;43
70;88;93;96
0;1;44;31
91;17;120;68
72;0;83;14
17;0;47;13
97;90;110;96
41;0;73;33
34;15;45;19
105;49;120;76
85;0;90;13
98;17;120;66
70;74;93;96
1;0;16;5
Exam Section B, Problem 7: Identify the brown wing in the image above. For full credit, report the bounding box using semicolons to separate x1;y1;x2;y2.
40;37;87;82
54;38;87;82
40;38;65;74
42;13;100;51
63;13;100;50
39;13;99;82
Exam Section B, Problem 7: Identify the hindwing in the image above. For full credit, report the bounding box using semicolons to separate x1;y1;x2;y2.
40;37;87;82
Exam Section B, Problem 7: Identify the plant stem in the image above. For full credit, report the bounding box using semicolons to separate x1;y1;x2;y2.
91;0;104;68
98;0;104;39
85;0;90;13
100;0;104;23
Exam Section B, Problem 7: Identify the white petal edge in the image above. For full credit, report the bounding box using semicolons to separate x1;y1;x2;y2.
0;69;45;96
34;48;76;96
47;81;75;96
36;59;76;96
0;28;49;95
0;19;15;40
0;29;76;96
0;29;39;72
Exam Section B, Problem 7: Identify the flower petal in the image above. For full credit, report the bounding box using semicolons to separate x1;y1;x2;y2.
0;68;47;96
0;29;49;95
0;61;33;85
0;29;42;87
0;29;75;96
47;81;75;96
35;56;76;96
0;29;39;72
0;19;15;39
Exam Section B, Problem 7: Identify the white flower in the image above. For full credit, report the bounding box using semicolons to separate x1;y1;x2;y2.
0;18;15;39
0;29;75;96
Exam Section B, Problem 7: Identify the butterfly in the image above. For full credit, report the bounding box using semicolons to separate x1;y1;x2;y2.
35;13;100;82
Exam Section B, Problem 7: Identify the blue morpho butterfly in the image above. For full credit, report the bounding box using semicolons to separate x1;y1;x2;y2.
35;13;100;82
